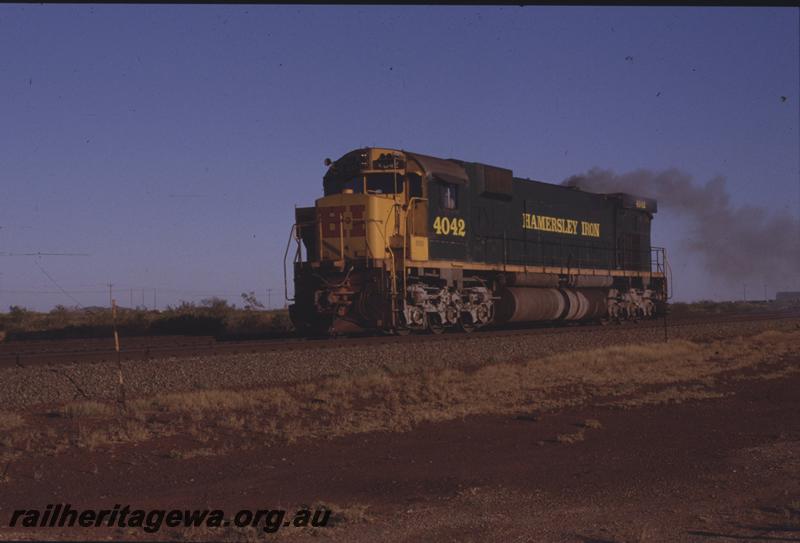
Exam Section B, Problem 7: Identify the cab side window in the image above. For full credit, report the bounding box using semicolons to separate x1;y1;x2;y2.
407;174;422;198
440;182;458;210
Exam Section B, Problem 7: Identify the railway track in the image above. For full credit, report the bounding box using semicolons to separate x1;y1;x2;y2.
1;311;798;369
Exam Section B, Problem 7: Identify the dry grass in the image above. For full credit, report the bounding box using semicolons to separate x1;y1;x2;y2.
169;447;227;460
732;364;800;382
60;401;116;419
4;329;800;457
130;388;295;415
602;386;728;408
73;420;152;450
581;418;603;429
555;429;586;444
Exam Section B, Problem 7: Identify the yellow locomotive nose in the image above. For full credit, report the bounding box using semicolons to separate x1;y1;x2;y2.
315;192;403;263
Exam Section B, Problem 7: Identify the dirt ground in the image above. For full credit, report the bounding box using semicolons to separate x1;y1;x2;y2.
1;327;799;542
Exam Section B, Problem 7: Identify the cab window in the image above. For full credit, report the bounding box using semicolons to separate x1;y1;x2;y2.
324;176;364;195
324;173;407;195
366;173;402;195
341;177;365;193
407;174;422;198
440;182;458;210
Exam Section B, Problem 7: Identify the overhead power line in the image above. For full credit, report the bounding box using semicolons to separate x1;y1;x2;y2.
0;289;108;294
0;252;90;257
33;259;86;309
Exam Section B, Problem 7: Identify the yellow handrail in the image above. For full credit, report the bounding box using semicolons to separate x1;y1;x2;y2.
338;212;345;261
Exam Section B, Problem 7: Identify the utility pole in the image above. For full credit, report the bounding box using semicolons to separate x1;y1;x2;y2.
153;288;157;311
108;282;113;308
742;283;746;302
266;288;273;310
130;289;133;308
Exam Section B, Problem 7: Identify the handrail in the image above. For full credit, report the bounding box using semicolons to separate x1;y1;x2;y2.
318;218;323;261
338;212;345;261
664;250;673;300
405;197;428;239
403;198;427;298
283;224;298;302
377;204;403;327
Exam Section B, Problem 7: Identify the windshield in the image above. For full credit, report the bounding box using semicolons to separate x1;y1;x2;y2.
365;173;402;195
325;173;404;195
341;177;364;193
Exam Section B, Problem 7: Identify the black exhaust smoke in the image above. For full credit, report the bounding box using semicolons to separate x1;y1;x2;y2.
562;168;800;291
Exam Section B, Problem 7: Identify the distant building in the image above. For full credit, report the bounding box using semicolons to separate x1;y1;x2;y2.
775;292;800;303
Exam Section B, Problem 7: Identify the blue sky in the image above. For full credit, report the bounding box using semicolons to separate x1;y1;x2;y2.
1;5;798;310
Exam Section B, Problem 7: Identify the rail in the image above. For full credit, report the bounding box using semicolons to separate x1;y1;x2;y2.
3;310;797;368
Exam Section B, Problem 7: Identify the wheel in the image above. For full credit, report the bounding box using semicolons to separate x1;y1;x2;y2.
428;314;445;335
395;327;411;336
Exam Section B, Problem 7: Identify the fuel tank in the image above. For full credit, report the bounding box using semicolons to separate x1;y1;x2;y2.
495;287;607;323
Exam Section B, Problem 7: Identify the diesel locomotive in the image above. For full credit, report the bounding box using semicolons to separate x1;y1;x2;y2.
285;148;669;335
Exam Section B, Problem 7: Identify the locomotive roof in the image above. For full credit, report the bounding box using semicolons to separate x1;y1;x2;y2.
325;147;657;213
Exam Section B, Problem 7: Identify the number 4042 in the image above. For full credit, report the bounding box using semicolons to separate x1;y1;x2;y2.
433;216;466;237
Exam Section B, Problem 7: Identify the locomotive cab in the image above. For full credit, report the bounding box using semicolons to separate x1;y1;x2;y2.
298;148;431;265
